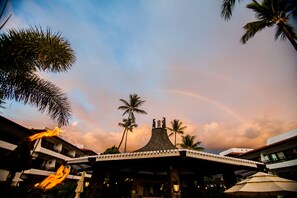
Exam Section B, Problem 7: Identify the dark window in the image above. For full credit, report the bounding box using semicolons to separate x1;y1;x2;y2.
61;148;69;155
41;140;54;150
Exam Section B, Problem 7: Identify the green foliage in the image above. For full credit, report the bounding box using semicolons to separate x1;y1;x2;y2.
167;119;187;146
241;0;297;50
101;145;121;154
117;94;147;152
221;0;243;20
221;0;297;50
118;94;147;122
180;134;204;151
0;27;76;125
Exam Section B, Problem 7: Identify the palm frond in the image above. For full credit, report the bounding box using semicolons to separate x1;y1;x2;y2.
180;134;204;151
0;90;5;109
246;0;274;21
1;73;71;126
241;20;272;43
221;0;242;20
286;0;297;18
1;27;75;73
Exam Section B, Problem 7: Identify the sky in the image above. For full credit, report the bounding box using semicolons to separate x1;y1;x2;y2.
1;0;297;154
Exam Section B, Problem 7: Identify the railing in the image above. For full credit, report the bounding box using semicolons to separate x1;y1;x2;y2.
262;154;297;164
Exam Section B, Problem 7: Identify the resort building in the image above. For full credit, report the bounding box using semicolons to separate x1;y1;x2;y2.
221;128;297;181
67;118;265;198
0;115;96;189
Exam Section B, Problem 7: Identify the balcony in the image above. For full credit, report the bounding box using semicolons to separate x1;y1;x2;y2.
263;154;297;165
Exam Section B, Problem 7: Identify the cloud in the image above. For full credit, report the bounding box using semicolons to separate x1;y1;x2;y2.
2;0;297;154
196;116;297;151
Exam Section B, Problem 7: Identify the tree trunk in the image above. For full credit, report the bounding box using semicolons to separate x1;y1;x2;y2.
117;128;126;150
278;23;297;51
175;132;177;146
124;128;128;153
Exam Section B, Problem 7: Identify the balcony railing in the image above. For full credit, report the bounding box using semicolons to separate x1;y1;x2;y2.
263;154;297;164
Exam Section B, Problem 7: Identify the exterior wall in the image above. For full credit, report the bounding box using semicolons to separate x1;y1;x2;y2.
235;129;297;181
0;116;94;188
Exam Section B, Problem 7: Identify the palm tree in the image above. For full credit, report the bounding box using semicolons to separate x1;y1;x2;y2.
241;0;297;51
180;134;204;151
0;27;76;126
221;0;297;50
118;94;147;152
167;119;187;146
117;118;138;152
118;94;147;122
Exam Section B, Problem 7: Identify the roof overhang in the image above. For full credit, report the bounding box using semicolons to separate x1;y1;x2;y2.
67;149;263;169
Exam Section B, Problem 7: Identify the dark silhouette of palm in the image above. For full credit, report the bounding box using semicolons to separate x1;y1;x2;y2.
0;27;75;126
180;134;204;151
117;118;138;152
242;0;297;50
221;0;297;50
118;94;147;152
221;0;245;20
167;119;187;146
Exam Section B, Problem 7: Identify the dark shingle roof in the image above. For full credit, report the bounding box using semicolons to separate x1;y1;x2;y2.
134;127;177;152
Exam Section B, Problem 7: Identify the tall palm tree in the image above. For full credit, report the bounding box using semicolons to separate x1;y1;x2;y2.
241;0;297;51
118;94;147;122
117;118;138;152
180;134;204;151
118;94;147;152
0;27;75;126
167;119;187;146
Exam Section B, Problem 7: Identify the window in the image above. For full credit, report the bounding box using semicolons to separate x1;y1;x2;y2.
271;153;278;161
41;140;54;150
61;148;69;155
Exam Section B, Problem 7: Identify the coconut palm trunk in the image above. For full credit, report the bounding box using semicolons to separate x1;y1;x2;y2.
278;23;297;51
118;94;146;152
117;128;127;150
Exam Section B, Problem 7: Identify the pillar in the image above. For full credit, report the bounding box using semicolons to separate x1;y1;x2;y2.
223;170;237;189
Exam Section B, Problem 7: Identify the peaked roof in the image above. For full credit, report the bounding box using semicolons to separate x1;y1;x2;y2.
134;127;176;152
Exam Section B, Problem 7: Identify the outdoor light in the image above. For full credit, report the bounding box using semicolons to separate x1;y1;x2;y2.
160;184;163;191
85;182;89;187
173;180;180;193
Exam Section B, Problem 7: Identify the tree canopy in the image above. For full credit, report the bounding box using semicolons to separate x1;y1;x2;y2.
0;27;76;126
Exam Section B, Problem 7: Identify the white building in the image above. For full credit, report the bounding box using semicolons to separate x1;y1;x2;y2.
221;128;297;181
0;116;96;189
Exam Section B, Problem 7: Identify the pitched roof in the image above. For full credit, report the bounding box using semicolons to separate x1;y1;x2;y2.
134;127;176;152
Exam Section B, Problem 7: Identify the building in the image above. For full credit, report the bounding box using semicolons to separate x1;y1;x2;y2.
221;128;297;181
67;118;265;198
219;148;253;157
0;115;96;191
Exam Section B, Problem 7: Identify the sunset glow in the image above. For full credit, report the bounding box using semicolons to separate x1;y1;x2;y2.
3;1;297;154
